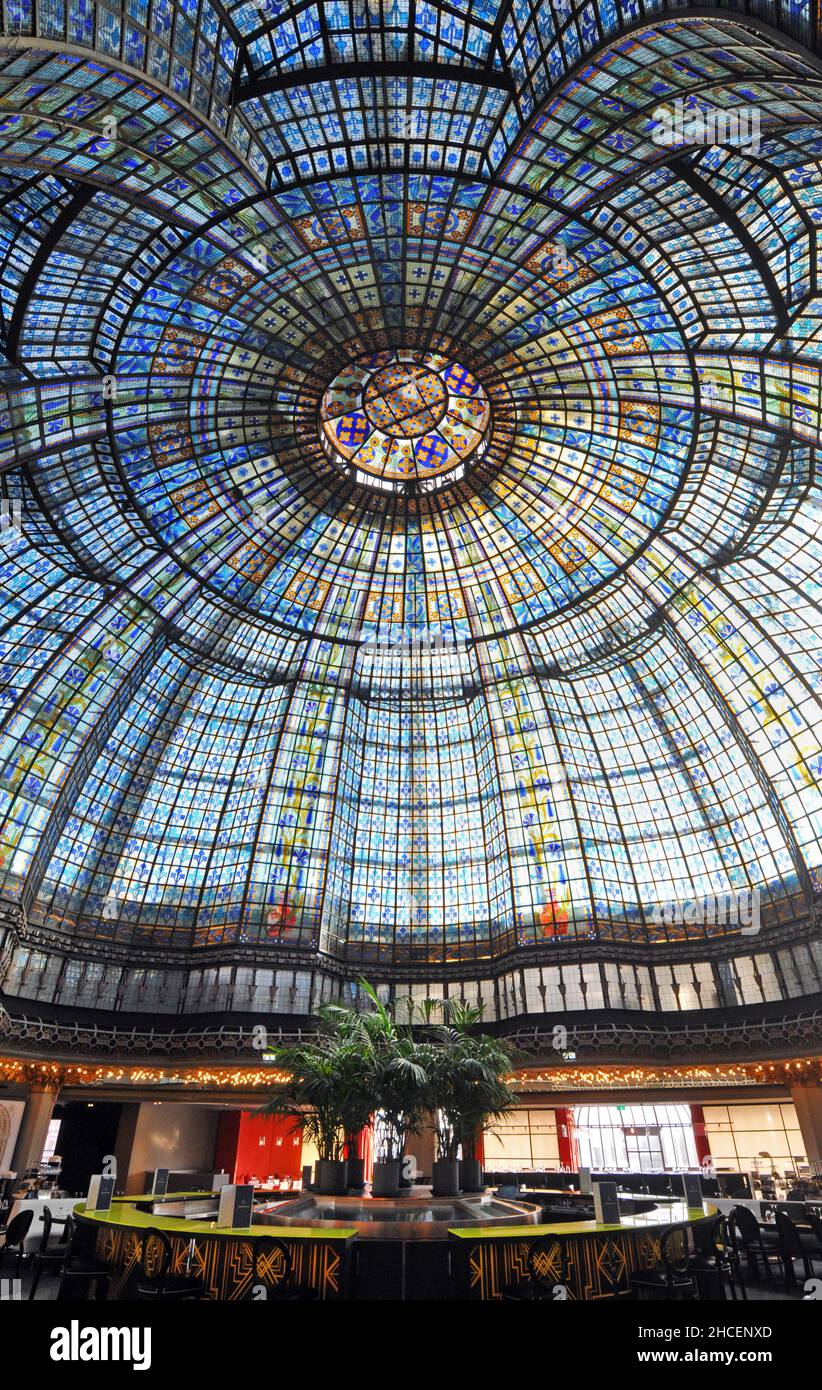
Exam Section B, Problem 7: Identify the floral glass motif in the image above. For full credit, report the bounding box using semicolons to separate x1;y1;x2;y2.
0;5;819;971
320;351;491;490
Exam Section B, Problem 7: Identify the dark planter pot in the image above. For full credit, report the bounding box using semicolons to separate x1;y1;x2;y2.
346;1157;366;1191
458;1158;484;1193
432;1158;461;1197
371;1160;401;1198
314;1160;348;1195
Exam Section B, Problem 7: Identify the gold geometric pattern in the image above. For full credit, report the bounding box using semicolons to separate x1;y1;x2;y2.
460;1230;668;1301
91;1225;347;1301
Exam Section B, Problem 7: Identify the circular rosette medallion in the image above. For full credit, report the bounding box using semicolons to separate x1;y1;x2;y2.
320;350;491;491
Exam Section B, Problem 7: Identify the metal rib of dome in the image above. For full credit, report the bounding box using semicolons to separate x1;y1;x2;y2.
0;2;821;994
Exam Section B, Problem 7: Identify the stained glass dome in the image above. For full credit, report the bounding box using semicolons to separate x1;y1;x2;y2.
320;351;492;491
0;1;822;1025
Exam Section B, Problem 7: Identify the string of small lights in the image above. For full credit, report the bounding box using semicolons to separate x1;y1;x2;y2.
2;1055;818;1093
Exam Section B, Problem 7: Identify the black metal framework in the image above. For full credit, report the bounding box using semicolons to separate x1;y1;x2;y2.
232;59;516;104
0;9;819;1005
3;182;94;362
3;991;822;1066
669;155;790;341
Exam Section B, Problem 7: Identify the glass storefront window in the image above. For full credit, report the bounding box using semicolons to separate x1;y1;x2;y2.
574;1103;699;1172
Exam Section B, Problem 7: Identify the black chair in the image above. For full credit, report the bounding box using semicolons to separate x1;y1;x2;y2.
630;1224;696;1301
28;1206;66;1300
805;1212;822;1257
0;1177;15;1231
0;1208;33;1280
27;1208;109;1300
774;1210;821;1288
53;1215;112;1301
688;1214;746;1301
250;1236;318;1301
135;1228;205;1301
731;1205;783;1285
501;1234;570;1301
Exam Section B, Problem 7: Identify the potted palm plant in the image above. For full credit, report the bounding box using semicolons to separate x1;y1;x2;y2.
423;1038;464;1196
422;1001;517;1197
372;1033;429;1196
322;983;428;1198
453;1019;516;1192
343;1134;367;1192
262;1042;349;1195
455;1071;515;1192
335;1038;377;1193
263;983;515;1202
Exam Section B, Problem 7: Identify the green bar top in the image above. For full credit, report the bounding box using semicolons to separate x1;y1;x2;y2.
77;1198;710;1244
118;1192;216;1203
117;1191;300;1204
75;1201;356;1241
449;1202;714;1240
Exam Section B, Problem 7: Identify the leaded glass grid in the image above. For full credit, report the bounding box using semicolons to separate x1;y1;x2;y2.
0;4;820;977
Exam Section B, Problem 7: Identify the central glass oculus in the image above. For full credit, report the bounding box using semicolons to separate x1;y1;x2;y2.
320;349;491;491
363;362;448;437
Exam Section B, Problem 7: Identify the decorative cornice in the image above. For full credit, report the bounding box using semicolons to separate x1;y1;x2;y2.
0;1055;65;1088
1;1050;822;1095
499;1004;822;1067
1;1052;818;1096
511;1057;822;1093
0;999;306;1064
2;996;822;1069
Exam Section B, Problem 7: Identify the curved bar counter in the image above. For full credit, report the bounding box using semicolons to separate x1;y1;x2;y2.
451;1203;716;1301
72;1195;715;1301
74;1196;356;1301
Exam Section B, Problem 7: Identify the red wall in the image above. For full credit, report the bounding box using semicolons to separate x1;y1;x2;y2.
555;1107;580;1169
215;1111;303;1183
354;1124;373;1184
690;1104;712;1166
